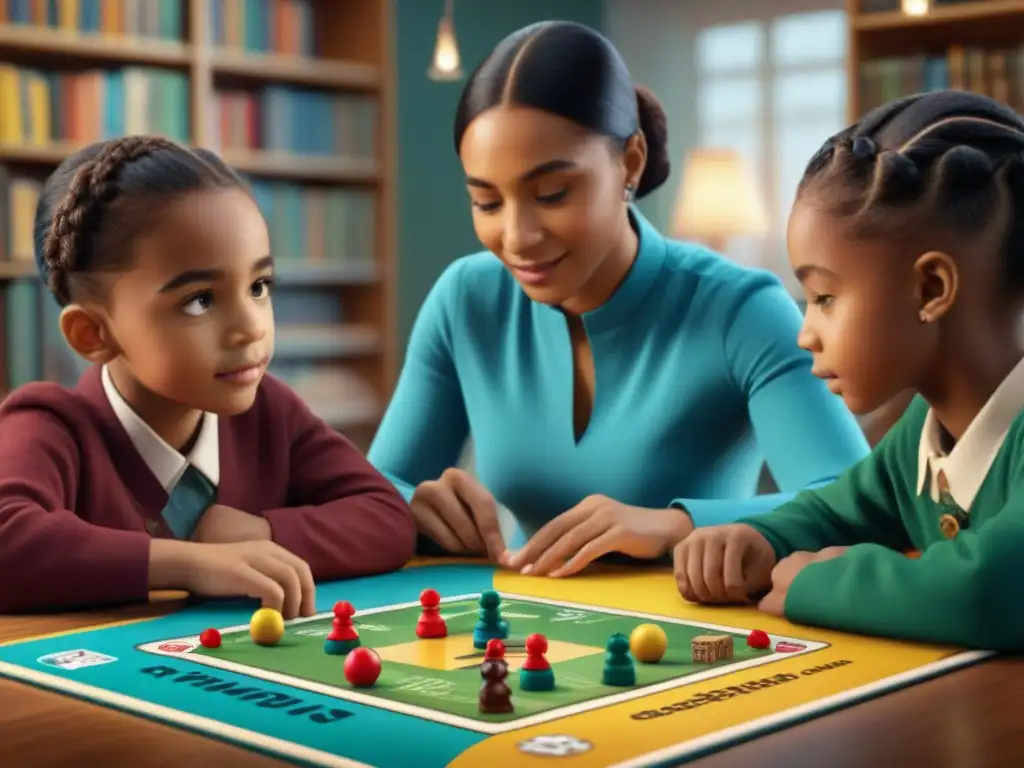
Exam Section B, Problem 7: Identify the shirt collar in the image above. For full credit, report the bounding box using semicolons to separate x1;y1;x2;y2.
917;355;1024;508
102;365;220;490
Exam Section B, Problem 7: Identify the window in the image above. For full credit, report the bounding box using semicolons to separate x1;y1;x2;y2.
695;10;846;292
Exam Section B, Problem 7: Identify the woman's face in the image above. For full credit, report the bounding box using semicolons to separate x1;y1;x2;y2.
458;105;642;308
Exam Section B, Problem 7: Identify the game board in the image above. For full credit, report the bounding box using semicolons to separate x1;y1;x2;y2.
0;562;993;767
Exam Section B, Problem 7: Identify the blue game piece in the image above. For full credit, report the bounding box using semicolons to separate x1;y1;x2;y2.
520;666;555;691
324;637;360;655
602;632;636;686
473;589;510;649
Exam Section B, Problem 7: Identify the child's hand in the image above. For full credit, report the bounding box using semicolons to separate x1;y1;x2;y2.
757;547;847;617
192;503;273;544
150;539;316;619
673;524;777;604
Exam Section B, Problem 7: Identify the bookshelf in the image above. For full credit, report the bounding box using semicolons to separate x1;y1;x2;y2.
846;0;1024;121
0;0;396;452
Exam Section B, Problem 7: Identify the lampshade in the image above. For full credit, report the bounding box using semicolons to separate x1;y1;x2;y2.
671;148;768;243
428;2;463;82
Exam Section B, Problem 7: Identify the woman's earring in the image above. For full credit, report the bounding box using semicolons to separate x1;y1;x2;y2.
623;184;636;202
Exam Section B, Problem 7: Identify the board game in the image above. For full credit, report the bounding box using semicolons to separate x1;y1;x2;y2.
0;561;993;767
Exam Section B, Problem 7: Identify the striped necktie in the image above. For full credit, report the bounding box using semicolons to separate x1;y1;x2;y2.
161;464;216;539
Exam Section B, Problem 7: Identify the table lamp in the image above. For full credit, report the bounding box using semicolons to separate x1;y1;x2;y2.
671;148;768;253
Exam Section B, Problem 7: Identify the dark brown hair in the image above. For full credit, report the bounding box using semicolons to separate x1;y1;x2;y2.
797;90;1024;289
34;135;248;306
453;21;670;199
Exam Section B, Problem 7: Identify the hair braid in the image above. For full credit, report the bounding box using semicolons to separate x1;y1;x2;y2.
34;135;247;307
797;90;1024;290
41;135;180;304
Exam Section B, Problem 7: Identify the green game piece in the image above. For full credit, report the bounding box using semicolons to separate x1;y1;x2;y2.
602;632;636;686
519;666;555;691
324;637;360;655
473;589;510;649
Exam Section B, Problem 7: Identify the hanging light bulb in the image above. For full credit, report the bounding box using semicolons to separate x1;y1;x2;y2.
901;0;930;16
428;0;464;82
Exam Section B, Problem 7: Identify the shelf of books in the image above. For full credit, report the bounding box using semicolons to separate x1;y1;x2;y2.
849;0;1024;119
0;0;395;451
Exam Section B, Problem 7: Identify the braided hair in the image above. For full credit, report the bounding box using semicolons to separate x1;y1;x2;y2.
34;135;248;306
797;90;1024;291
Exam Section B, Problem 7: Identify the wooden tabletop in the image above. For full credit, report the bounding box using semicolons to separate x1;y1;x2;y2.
1;597;1021;767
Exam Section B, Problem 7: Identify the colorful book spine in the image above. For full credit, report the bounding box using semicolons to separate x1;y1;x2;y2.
210;87;377;158
0;63;190;146
208;0;316;56
3;0;183;40
859;43;1024;115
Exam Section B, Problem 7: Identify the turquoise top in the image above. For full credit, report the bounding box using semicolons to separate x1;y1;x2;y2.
369;210;869;547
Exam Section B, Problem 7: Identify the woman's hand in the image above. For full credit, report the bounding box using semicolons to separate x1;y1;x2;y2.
410;468;508;563
506;495;694;578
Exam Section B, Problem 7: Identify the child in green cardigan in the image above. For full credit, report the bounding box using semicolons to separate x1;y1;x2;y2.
673;90;1024;651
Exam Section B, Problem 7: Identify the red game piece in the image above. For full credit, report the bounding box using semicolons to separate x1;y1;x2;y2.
328;601;359;642
522;633;551;671
747;629;770;649
199;628;221;649
484;638;505;660
416;588;448;639
344;647;382;687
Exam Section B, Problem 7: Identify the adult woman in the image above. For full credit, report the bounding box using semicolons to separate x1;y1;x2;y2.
368;21;869;578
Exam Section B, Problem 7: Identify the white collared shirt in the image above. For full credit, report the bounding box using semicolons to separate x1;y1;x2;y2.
917;355;1024;510
102;365;220;491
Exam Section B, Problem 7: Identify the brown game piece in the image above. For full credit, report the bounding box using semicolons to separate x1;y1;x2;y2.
691;634;734;663
479;658;513;713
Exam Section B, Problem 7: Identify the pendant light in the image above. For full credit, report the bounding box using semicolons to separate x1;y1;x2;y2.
428;0;464;82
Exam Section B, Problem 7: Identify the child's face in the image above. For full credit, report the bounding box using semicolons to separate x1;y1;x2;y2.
105;188;275;415
786;200;932;415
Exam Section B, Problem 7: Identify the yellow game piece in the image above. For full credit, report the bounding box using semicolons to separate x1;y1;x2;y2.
250;607;285;646
629;623;668;663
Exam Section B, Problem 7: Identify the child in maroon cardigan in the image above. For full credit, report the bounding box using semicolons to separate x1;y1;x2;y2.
0;136;416;615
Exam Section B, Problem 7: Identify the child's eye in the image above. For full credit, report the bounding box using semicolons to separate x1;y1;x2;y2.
182;292;213;316
251;277;274;299
811;293;834;308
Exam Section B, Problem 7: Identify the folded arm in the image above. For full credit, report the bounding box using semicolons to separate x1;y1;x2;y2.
784;496;1024;650
0;408;152;613
737;398;924;558
259;383;417;580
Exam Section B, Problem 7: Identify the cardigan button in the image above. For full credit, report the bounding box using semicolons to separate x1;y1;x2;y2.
938;513;960;539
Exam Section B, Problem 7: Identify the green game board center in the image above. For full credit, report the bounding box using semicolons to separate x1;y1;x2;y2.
187;597;773;723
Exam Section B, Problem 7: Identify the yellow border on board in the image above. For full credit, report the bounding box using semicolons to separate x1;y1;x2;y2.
446;569;989;767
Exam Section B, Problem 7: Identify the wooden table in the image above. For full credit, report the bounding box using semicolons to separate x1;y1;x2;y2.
1;597;1022;767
